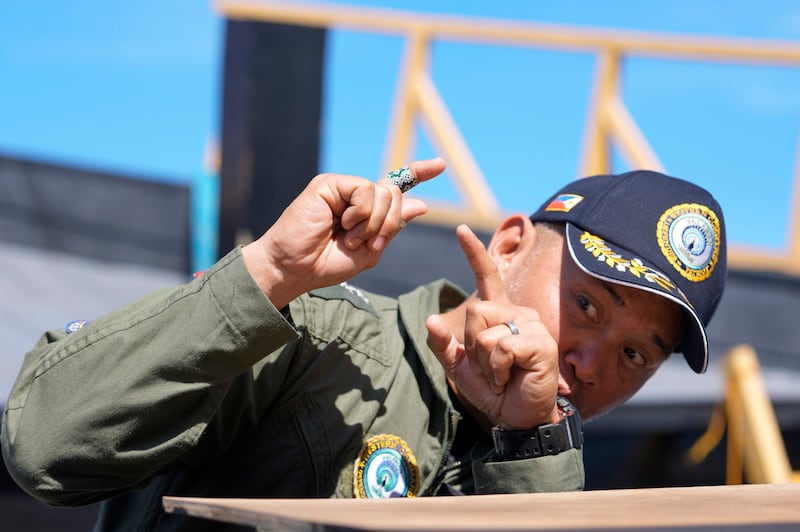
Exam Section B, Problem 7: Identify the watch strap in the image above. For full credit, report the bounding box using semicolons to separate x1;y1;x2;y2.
491;397;583;460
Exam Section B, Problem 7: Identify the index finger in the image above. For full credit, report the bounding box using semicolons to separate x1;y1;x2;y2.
456;224;509;302
381;158;446;192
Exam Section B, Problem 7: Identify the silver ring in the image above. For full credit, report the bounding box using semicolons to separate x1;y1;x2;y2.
386;166;418;193
504;321;520;335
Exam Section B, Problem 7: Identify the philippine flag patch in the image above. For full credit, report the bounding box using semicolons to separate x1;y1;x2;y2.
545;194;584;212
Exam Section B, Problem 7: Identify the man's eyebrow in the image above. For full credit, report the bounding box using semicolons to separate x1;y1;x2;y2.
651;332;671;357
601;283;624;306
602;281;672;357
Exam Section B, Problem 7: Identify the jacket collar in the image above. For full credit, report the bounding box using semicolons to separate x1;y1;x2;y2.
397;279;467;405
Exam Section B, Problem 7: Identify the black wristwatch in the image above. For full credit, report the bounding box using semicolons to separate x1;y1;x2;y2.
491;397;583;460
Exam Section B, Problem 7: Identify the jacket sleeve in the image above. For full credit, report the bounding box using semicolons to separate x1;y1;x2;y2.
1;248;299;506
472;449;585;493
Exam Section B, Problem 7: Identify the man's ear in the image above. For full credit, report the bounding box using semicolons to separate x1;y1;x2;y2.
486;215;535;274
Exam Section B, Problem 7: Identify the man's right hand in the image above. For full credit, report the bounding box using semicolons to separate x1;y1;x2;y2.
426;224;561;430
242;158;446;309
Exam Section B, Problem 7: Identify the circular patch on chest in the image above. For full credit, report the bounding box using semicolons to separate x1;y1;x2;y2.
353;434;419;498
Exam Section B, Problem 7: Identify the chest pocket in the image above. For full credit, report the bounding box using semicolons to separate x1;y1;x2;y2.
195;391;337;498
259;391;337;496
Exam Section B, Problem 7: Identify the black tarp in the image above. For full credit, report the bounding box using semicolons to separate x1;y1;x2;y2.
0;152;190;272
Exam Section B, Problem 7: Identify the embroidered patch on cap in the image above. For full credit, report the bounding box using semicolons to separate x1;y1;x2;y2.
545;194;584;213
353;434;419;498
656;203;720;282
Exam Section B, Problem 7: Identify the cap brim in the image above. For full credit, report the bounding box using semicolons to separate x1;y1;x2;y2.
564;223;708;373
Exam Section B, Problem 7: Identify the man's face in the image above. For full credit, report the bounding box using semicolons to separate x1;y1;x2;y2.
504;228;684;421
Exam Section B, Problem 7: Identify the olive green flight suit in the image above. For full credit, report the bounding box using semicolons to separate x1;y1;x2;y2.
2;248;583;531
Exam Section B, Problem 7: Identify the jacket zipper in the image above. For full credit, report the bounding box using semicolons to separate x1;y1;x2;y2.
429;409;460;494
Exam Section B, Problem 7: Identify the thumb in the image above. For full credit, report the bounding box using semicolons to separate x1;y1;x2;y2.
425;314;465;375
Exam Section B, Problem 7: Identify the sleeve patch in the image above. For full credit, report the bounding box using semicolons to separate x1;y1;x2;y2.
65;320;90;334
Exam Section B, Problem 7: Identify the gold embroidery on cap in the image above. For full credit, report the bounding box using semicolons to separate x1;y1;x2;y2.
656;203;720;283
580;232;688;302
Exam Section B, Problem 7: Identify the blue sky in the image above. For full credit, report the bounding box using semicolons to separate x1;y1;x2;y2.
2;1;800;250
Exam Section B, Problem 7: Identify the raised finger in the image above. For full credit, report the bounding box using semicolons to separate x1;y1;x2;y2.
380;157;447;193
427;314;498;414
425;314;465;376
456;224;509;302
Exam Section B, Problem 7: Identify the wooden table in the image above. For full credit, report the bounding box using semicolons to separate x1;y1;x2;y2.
163;483;800;531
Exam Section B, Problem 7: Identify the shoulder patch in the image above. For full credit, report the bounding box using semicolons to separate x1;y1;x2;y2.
310;282;379;317
65;320;90;334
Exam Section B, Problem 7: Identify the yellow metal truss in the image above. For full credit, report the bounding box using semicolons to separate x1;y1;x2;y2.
214;0;800;275
688;344;799;485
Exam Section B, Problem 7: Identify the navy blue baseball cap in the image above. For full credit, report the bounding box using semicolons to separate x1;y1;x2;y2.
530;170;727;373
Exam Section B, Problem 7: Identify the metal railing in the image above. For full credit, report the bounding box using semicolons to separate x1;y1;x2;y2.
214;0;800;275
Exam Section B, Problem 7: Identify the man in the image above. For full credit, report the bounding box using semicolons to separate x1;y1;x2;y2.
1;158;726;530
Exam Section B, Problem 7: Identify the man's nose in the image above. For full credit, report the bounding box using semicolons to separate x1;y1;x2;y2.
564;340;607;386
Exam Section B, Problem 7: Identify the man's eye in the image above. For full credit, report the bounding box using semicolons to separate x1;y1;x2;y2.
624;347;647;367
577;294;598;321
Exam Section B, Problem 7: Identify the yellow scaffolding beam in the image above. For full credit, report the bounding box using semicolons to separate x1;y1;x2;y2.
687;345;799;484
214;0;800;273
